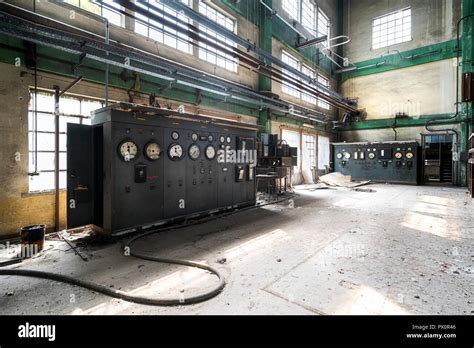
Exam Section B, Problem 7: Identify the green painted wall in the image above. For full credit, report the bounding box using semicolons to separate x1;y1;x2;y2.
339;114;460;131
0;35;261;118
221;0;334;75
342;39;459;80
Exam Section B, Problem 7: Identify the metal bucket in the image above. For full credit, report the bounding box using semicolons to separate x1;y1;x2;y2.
20;224;46;258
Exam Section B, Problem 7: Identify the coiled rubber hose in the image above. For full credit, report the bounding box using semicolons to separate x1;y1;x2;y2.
0;195;294;306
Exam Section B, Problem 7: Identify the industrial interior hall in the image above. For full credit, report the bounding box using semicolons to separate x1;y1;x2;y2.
0;0;472;316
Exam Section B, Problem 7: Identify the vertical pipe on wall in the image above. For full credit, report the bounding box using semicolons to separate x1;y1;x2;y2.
54;86;60;232
104;18;109;107
461;0;474;186
258;0;273;134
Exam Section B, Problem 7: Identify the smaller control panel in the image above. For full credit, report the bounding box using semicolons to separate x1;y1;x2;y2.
333;141;419;185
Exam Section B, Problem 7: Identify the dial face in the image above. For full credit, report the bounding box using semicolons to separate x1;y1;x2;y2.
395;152;403;159
219;135;225;143
144;142;161;161
171;131;179;140
368;152;376;160
192;133;198;142
336;153;343;159
406;152;414;159
118;140;138;162
168;143;184;161
205;145;216;160
208;135;214;142
226;136;232;144
343;152;351;160
188;144;201;160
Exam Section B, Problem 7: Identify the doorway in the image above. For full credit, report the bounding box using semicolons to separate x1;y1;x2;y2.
422;134;453;183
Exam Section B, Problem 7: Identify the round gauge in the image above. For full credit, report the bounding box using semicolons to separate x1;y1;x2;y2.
188;144;201;160
118;140;138;162
171;131;180;140
226;136;232;144
394;152;403;159
343;152;351;160
219;135;225;143
205;145;216;160
368;152;376;160
144;141;161;161
406;152;414;159
336;153;343;159
168;143;184;161
208;135;214;143
192;133;198;142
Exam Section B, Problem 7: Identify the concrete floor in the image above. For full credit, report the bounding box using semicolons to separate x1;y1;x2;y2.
1;184;473;315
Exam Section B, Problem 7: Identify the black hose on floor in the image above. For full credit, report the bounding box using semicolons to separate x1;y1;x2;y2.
0;195;295;306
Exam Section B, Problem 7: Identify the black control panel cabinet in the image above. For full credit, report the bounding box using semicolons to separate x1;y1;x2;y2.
332;141;420;185
67;104;257;235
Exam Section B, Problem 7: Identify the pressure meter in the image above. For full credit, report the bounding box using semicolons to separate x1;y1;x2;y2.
118;140;139;162
171;131;180;140
144;141;161;161
189;144;201;160
205;145;216;160
168;143;184;161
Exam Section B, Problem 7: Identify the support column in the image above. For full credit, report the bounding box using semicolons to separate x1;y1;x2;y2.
461;0;474;186
258;0;272;134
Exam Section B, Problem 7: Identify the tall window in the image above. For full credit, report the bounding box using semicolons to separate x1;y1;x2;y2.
305;134;316;168
317;8;330;47
198;2;238;72
301;65;316;105
281;129;301;170
317;136;330;171
64;0;124;27
281;51;300;98
373;8;411;50
317;74;330;110
301;0;316;36
134;0;192;54
281;51;331;110
28;92;102;192
282;0;299;20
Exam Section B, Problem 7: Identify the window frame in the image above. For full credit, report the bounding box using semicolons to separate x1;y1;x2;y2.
317;7;330;47
198;2;238;73
301;64;317;105
281;50;301;98
134;0;193;55
316;74;330;110
282;0;300;21
64;0;125;27
305;134;316;168
28;90;104;193
372;7;412;50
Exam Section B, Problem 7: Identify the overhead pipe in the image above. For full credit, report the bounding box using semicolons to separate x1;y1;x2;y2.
258;0;308;40
152;0;349;104
99;0;356;113
0;6;331;122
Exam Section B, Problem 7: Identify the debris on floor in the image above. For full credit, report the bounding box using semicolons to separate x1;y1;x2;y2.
351;188;377;193
318;172;371;188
